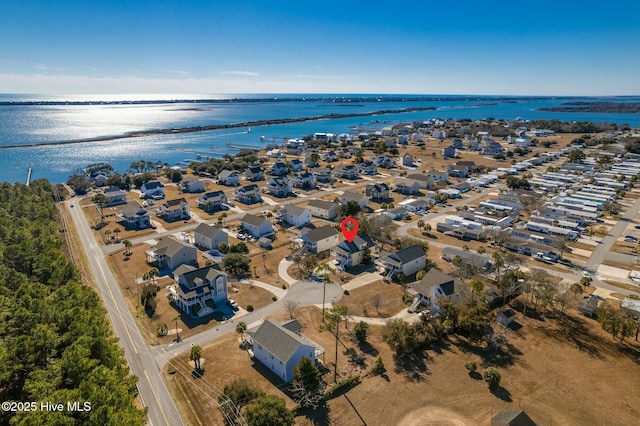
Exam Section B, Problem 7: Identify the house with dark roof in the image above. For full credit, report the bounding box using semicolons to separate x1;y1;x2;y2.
146;236;197;270
299;225;340;254
276;205;312;228
168;265;228;318
426;170;449;183
249;319;323;382
322;151;338;162
358;161;378;175
401;153;414;167
310;167;332;182
218;169;240;186
245;166;264;182
270;161;288;176
292;172;316;189
141;181;166;198
442;145;456;159
408;268;464;313
289;159;304;172
374;155;395;169
365;183;390;201
234;184;262;204
577;295;599;318
241;214;274;239
307;199;340;220
491;408;537;426
159;198;190;221
117;205;151;229
332;165;360;180
448;164;472;178
376;244;426;280
196;191;228;212
104;186;127;206
497;308;517;326
331;234;378;271
193;223;228;251
266;177;292;197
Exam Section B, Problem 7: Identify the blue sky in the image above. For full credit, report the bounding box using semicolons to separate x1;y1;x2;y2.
1;0;639;96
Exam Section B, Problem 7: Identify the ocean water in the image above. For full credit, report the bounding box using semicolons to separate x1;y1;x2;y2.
1;94;639;184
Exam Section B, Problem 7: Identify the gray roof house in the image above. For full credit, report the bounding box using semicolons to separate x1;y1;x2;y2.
168;265;228;318
196;190;228;212
234;184;263;205
146;236;197;270
491;408;537;426
266;177;292;198
249;320;323;383
393;178;421;195
408;268;465;313
307;199;340;220
193;223;228;251
270;161;288;176
104;186;127;206
241;214;275;239
117;205;151;229
245;166;264;182
218;169;240;186
292;172;316;189
159;198;190;221
365;183;390;201
406;173;434;189
376;244;426;280
441;246;492;271
299;225;340;254
331;234;378;271
340;191;369;209
358;161;378;175
333;165;360;180
179;177;205;193
310;167;332;182
276;205;312;228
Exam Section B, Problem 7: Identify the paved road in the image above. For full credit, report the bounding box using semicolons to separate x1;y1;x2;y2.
68;200;185;426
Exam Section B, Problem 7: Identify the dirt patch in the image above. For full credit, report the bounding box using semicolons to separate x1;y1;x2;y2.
338;279;407;318
397;407;477;426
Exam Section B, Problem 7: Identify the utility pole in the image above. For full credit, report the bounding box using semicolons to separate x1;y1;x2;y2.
334;315;339;383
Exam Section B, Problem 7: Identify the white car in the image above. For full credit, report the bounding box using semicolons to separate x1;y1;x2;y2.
581;271;592;280
227;299;239;309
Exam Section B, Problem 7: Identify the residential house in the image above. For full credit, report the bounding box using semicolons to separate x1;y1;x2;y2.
117;205;151;229
376;244;426;280
299;225;340;254
146;236;197;270
442;145;456;159
307;199;340;220
289;159;304;172
159;198;190;221
179;177;205;193
292;172;316;190
365;183;390;201
168;265;228;317
285;138;306;155
491;407;537;426
433;130;447;139
426;170;449;183
331;234;378;271
409;269;464;314
218;169;240;186
234;184;263;205
322;151;338;162
193;223;228;251
249;319;322;383
270;161;288;176
333;165;360;180
196;191;228;212
104;186;127;206
358;161;378;175
93;174;108;187
398;198;428;213
482;140;504;156
452;138;464;149
240;214;274;239
393;178;421;195
384;207;410;221
578;295;599;317
305;151;320;168
276;205;312;228
620;297;640;318
406;173;434;190
266;177;292;198
340;191;369;209
401;153;414;167
245;166;265;182
310;167;332;182
375;155;395;169
441;246;492;271
411;133;423;143
141;181;165;198
448;164;472;178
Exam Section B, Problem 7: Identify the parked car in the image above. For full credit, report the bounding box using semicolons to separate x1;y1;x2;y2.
624;235;638;243
635;225;640;230
581;271;592;281
227;299;238;310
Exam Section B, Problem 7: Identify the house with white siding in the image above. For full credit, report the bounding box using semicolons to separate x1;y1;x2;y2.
218;170;241;186
276;205;312;228
159;198;190;221
307;199;340;220
240;214;275;239
167;265;228;318
193;223;228;251
376;244;426;280
299;225;339;254
146;236;198;270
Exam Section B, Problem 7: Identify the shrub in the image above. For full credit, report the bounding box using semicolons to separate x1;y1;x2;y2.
272;296;277;301
343;289;350;295
324;375;361;399
247;305;254;312
282;284;287;289
371;356;386;376
464;361;477;372
483;368;501;390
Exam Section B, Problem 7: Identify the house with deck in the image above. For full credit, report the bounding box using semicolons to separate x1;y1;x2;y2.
234;184;263;204
376;244;426;280
240;214;275;239
311;167;332;183
245;166;264;182
104;187;127;206
358;161;378;175
292;172;316;189
159;198;190;221
276;205;312;228
393;178;421;195
331;234;378;271
141;181;166;198
333;165;360;180
408;269;464;314
266;177;292;197
365;183;390;201
298;225;339;254
218;170;240;186
270;161;288;176
117;205;151;229
179;177;205;193
167;265;228;318
196;191;227;212
146;236;197;270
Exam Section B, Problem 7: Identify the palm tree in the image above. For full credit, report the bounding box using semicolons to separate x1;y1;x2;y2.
172;315;181;342
104;229;111;243
190;345;202;371
236;321;247;344
219;212;227;226
423;223;432;235
92;193;109;225
113;227;121;242
417;219;425;234
156;322;168;336
123;239;132;256
144;267;159;285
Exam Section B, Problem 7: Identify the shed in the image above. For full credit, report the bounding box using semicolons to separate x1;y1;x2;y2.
497;308;516;326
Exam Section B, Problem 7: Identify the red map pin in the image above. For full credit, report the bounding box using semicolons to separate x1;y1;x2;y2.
340;217;359;242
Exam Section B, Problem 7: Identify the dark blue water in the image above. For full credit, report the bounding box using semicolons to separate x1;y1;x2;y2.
0;93;638;184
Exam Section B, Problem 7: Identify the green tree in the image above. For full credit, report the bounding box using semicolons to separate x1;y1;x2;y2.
236;321;247;345
340;200;361;218
567;149;586;163
113;227;121;242
219;379;264;423
223;253;251;278
190;345;202;371
92;193;109;224
218;241;229;254
123;239;132;255
245;395;294;426
156;322;168;336
483;368;501;391
372;356;386;376
292;357;323;400
354;321;369;344
383;318;416;358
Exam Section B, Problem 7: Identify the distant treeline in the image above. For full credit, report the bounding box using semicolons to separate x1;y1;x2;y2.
539;102;640;114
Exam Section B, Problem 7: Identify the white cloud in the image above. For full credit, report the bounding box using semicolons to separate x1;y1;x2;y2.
289;74;346;80
220;70;259;76
169;70;190;75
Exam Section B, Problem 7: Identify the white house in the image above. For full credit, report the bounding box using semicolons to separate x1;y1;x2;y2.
245;166;264;182
401;153;414;167
117;205;151;229
311;167;332;182
141;181;165;198
365;183;390;201
358;161;378;175
218;169;241;186
406;174;434;190
331;234;378;271
193;223;228;251
179;177;205;193
299;225;339;254
340;191;369;209
408;269;462;314
393;178;421;195
289;159;304;172
383;207;410;221
376;244;426;280
276;205;312;228
292;172;316;190
333;165;360;180
249;320;321;383
241;214;275;238
307;199;340;220
146;236;197;270
270;161;288;176
159;198;190;221
234;184;263;204
168;265;228;317
104;187;127;206
442;145;456;159
425;170;449;183
266;177;292;198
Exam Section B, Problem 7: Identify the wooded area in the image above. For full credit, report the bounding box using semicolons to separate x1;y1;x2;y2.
0;180;146;425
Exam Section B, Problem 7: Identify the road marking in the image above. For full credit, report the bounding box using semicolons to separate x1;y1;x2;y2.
145;370;171;426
